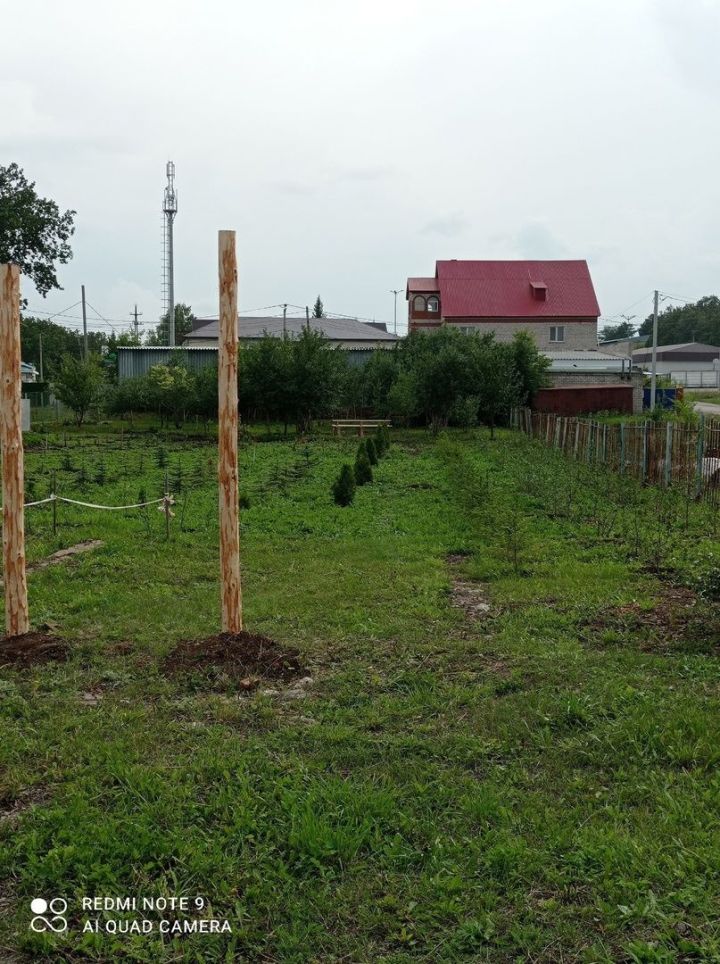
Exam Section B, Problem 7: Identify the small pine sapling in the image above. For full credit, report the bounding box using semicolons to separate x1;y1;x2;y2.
332;463;356;506
354;450;373;486
94;460;107;486
364;437;378;465
374;427;386;457
155;446;168;468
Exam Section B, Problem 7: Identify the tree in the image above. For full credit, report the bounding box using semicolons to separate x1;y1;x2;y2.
0;164;76;298
354;450;373;485
242;334;294;429
313;296;325;318
332;464;356;506
21;316;85;378
638;295;720;346
289;328;346;432
147;359;194;427
477;341;522;438
509;331;550;404
53;356;103;426
146;304;195;346
600;320;637;341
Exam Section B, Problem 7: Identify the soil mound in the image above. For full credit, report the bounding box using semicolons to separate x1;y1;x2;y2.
163;631;304;685
0;633;69;667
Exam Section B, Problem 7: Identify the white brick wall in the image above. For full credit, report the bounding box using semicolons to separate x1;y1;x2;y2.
446;320;597;350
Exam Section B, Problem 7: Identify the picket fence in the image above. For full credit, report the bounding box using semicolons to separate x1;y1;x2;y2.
511;408;720;506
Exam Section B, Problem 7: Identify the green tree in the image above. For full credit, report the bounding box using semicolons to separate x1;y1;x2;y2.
509;331;550;404
637;295;720;346
600;320;637;341
242;334;294;429
0;163;76;298
147;360;194;427
289;328;346;432
313;296;325;318
53;355;103;426
146;304;195;346
332;464;356;506
354;450;373;486
477;341;522;438
21;316;85;378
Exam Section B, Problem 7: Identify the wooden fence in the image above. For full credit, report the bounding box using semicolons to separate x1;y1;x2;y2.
511;408;720;506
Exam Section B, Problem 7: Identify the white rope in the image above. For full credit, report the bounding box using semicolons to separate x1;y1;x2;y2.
56;495;169;511
17;494;171;511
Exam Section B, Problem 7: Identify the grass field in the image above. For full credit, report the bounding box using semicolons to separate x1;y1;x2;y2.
2;421;720;961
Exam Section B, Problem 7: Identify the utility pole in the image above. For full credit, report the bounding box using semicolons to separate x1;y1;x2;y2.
650;289;659;410
282;303;287;336
305;305;310;330
390;289;402;335
130;304;143;341
38;333;43;382
81;284;88;359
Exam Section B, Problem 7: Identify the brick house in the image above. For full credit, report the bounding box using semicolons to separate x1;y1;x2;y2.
406;260;600;350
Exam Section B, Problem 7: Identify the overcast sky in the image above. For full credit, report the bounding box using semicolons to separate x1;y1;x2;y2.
4;0;719;338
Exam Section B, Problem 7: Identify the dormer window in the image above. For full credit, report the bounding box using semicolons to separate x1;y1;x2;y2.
530;281;548;301
427;296;439;313
413;295;426;311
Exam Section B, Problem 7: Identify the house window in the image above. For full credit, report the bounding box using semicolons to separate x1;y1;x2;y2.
413;295;426;311
427;296;439;313
550;325;565;343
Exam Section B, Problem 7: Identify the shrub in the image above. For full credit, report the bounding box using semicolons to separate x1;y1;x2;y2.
376;425;390;456
375;426;387;457
354;451;373;486
332;464;356;506
364;437;378;465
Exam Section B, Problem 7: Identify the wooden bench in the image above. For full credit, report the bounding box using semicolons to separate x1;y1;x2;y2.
331;419;391;437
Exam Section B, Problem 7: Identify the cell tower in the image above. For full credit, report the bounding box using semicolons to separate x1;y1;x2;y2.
162;161;178;346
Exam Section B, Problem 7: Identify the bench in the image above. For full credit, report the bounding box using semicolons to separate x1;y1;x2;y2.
331;419;391;437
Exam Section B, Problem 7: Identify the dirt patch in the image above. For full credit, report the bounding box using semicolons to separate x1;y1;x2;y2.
0;541;104;587
581;586;720;654
29;540;103;573
0;632;69;668
163;631;304;689
446;550;473;565
451;580;494;620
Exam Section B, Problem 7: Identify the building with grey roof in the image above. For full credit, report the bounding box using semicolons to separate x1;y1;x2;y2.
183;315;399;350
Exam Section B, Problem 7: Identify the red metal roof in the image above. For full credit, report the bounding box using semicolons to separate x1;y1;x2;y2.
433;260;600;318
407;277;439;295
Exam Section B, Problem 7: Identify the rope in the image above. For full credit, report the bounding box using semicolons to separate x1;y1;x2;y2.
16;494;172;511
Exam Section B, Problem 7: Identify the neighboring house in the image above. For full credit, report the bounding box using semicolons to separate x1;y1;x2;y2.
598;334;647;357
20;362;38;383
117;316;399;381
406;259;600;349
631;342;720;387
183;316;399;351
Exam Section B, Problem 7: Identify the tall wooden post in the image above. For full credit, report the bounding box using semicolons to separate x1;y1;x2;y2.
218;232;242;633
0;265;29;637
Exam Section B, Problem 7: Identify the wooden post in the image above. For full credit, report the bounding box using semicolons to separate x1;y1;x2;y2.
664;421;672;488
218;231;242;634
0;264;29;637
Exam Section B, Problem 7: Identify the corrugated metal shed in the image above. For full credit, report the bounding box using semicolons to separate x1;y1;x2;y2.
117;345;390;380
118;347;218;380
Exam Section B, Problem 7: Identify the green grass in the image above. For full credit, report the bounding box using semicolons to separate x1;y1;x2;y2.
2;421;720;961
685;390;720;405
